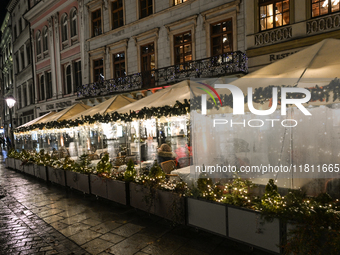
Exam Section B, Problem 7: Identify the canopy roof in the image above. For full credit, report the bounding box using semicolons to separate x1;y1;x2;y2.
71;95;136;120
232;38;340;90
36;103;91;124
16;112;57;129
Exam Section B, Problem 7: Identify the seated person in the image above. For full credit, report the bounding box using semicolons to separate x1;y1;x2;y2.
157;144;175;165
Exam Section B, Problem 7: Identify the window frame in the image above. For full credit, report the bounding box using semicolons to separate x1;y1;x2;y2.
259;0;290;32
64;64;73;95
36;30;42;59
61;14;68;44
111;0;124;30
74;60;82;91
173;30;193;65
39;74;45;101
210;18;233;56
311;0;340;18
112;51;126;78
70;8;78;39
139;0;154;19
93;58;104;83
42;26;49;55
46;72;53;100
91;8;102;37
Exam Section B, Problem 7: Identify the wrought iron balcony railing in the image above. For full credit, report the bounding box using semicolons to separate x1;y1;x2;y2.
77;51;248;99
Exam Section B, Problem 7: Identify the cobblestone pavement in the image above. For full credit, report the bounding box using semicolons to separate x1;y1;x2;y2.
0;155;271;255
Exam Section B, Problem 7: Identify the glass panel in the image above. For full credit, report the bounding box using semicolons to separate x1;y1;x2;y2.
283;0;289;11
332;1;340;12
212;36;221;47
276;2;283;13
312;3;320;17
321;0;329;15
175;34;183;44
260;18;266;30
276;13;283;27
184;44;191;54
212;46;221;56
212;23;221;34
266;16;273;29
260;5;267;18
283;11;289;25
222;35;232;53
267;4;273;16
183;33;191;43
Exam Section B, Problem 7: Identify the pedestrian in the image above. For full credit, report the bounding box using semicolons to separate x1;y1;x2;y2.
6;136;11;149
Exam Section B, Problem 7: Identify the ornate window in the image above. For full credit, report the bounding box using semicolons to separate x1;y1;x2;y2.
61;14;68;42
74;61;82;88
113;52;125;78
174;31;192;65
259;0;290;31
42;26;48;52
92;9;102;37
40;75;45;101
93;58;104;82
71;8;78;37
112;0;124;29
46;72;52;99
36;30;41;56
210;19;233;56
312;0;340;17
140;0;153;19
65;65;72;94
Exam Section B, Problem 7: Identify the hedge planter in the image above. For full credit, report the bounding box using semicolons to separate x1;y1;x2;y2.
24;164;35;176
129;183;185;223
107;179;129;205
66;171;90;194
47;166;66;186
90;175;108;199
14;159;24;172
228;207;281;254
34;165;48;181
187;197;227;236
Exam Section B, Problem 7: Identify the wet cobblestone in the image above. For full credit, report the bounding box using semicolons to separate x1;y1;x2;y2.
0;156;272;255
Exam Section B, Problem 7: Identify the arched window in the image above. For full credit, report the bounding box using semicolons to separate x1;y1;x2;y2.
42;26;48;52
36;30;41;55
40;75;45;101
70;8;78;37
65;65;72;94
61;14;68;42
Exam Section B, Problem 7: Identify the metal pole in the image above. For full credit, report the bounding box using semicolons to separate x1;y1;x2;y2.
9;107;15;150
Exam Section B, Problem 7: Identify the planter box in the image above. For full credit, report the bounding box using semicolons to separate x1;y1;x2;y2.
34;165;48;181
7;158;15;169
187;197;227;236
5;158;8;168
90;175;108;199
228;207;281;254
14;159;24;172
24;164;35;176
130;182;156;214
66;171;90;194
107;179;129;205
47;166;66;186
129;183;185;223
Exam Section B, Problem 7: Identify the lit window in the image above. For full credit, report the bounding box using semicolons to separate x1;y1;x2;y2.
312;0;340;17
174;0;187;5
211;19;233;56
113;52;125;78
174;31;192;65
259;0;289;31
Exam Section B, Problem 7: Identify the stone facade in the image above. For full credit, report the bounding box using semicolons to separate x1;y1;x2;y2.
24;0;82;117
8;0;35;126
0;12;15;137
245;0;340;72
81;0;246;103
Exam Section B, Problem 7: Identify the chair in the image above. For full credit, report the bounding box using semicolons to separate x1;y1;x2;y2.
161;160;177;174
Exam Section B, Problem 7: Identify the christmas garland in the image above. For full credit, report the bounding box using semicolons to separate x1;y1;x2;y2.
15;78;340;134
15;99;190;133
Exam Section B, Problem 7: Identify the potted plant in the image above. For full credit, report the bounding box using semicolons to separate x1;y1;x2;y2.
107;159;135;205
65;154;93;194
130;162;187;224
6;149;17;169
90;154;112;199
21;150;35;176
34;150;49;181
46;155;67;186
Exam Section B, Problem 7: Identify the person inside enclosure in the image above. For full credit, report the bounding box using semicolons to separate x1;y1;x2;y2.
157;143;176;165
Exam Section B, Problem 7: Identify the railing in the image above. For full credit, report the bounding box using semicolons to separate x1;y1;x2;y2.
77;51;248;98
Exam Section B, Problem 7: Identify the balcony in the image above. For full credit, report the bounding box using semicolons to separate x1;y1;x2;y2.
77;51;248;99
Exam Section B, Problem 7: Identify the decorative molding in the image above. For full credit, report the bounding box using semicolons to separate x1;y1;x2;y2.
255;26;292;46
307;13;340;35
132;27;160;47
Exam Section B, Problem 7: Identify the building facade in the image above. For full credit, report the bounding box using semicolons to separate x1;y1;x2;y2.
0;12;15;139
8;0;35;126
25;0;82;117
77;0;247;103
246;0;340;71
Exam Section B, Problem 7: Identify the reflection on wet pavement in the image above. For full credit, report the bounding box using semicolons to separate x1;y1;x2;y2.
0;154;271;255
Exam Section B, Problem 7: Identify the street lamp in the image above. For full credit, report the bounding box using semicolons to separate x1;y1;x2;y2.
5;96;16;149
